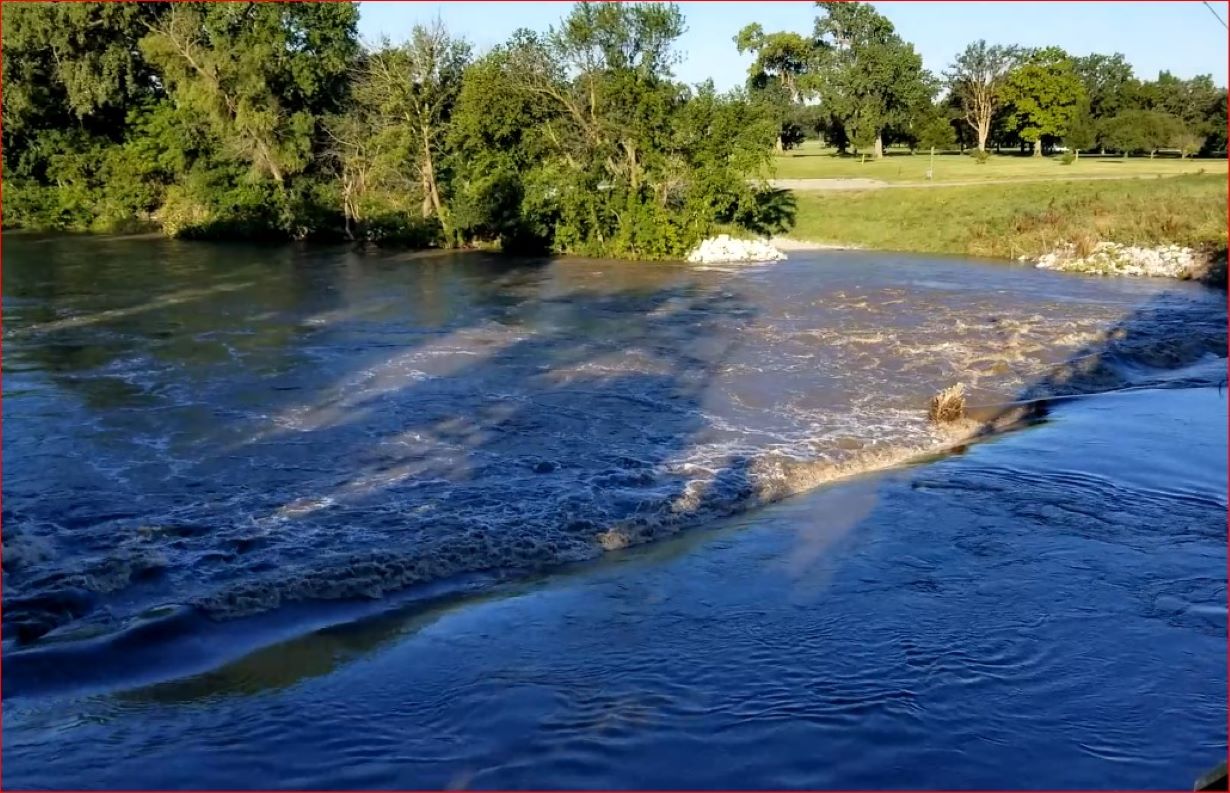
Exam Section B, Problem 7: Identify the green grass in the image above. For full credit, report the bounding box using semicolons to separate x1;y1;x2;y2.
773;140;1228;184
786;174;1228;260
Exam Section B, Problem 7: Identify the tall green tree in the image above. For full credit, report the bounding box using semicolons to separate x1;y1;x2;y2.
449;3;777;258
912;103;958;152
945;40;1020;153
1200;88;1227;155
1072;53;1138;121
811;1;935;159
1001;47;1085;156
734;23;816;151
1;3;171;230
1064;103;1099;152
1138;71;1224;153
1;3;165;135
734;23;815;102
448;37;558;250
1139;71;1221;128
140;3;358;188
344;24;470;241
1099;109;1183;158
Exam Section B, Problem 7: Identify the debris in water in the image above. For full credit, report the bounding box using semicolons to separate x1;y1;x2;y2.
928;383;967;424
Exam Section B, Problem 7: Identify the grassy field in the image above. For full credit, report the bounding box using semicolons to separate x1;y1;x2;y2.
773;140;1229;184
785;174;1228;260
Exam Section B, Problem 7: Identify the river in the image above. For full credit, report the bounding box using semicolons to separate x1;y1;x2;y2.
2;234;1225;788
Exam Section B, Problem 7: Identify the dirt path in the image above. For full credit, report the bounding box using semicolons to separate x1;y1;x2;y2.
770;173;1203;191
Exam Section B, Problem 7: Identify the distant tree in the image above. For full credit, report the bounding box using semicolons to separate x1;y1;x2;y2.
823;115;851;152
1201;89;1227;155
944;40;1020;153
734;23;815;103
1139;72;1226;155
1065;103;1098;152
1172;130;1203;158
1072;53;1138;121
787;103;828;142
1001;47;1085;156
1140;72;1221;127
1099;109;1183;158
913;106;958;152
811;1;935;159
734;23;818;151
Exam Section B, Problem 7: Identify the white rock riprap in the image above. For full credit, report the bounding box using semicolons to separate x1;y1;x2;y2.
1022;242;1202;279
685;234;787;264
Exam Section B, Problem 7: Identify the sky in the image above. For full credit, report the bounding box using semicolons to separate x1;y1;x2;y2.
357;1;1230;90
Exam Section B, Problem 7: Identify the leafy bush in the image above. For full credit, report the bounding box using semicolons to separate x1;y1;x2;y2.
970;149;991;164
1060;151;1076;165
361;214;443;248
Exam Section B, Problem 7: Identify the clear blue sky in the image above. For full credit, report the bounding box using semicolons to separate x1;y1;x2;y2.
358;1;1229;89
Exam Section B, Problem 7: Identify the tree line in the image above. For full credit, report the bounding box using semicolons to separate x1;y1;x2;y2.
740;1;1228;159
4;2;1225;254
2;1;783;257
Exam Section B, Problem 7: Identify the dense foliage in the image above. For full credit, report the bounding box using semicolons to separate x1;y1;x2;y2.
5;0;1225;249
741;2;1227;159
2;1;779;258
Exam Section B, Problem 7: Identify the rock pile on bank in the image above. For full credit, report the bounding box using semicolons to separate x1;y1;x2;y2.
686;234;786;264
1023;242;1202;279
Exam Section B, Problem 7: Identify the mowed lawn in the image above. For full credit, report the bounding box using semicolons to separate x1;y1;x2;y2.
785;174;1228;259
773;141;1229;184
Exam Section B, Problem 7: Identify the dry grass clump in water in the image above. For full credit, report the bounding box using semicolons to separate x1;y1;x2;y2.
928;383;967;424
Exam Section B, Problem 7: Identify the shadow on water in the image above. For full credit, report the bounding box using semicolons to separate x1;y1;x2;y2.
962;278;1227;436
1;236;1225;717
3;237;773;694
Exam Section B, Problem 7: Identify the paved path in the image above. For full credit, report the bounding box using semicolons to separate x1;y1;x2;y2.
770;173;1202;191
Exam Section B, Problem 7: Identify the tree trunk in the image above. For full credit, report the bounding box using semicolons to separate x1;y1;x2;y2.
421;131;444;221
873;133;884;160
1032;140;1042;157
977;117;989;153
257;138;284;187
775;136;784;153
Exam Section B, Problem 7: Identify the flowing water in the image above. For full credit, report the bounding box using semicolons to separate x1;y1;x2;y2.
2;235;1226;788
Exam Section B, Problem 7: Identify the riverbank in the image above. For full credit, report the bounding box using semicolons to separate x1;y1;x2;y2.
8;172;1225;281
785;175;1228;273
5;376;1224;789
